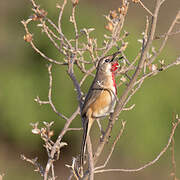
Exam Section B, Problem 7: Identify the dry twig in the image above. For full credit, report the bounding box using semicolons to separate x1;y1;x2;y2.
95;118;180;174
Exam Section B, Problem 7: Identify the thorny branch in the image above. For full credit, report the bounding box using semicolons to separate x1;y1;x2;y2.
22;0;180;179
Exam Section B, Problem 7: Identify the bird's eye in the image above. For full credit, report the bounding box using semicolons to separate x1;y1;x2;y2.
105;59;110;63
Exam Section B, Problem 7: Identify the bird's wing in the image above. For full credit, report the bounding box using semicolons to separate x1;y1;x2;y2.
82;78;102;116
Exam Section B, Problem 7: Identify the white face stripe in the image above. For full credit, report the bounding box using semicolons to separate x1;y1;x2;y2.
104;63;112;75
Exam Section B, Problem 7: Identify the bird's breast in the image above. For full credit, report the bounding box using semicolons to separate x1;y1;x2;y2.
89;75;117;118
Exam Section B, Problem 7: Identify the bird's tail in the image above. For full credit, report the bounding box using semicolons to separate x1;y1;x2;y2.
80;116;89;170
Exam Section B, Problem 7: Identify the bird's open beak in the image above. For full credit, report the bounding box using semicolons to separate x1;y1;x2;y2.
111;51;123;62
118;56;124;61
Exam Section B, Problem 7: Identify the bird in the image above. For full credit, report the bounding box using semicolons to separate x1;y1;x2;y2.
79;51;122;171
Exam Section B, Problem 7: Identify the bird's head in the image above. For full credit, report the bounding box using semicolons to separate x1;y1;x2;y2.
97;51;122;74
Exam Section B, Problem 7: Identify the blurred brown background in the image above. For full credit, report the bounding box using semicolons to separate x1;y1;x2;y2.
0;0;180;179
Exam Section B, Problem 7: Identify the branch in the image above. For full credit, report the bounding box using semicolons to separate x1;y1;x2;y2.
170;114;179;180
133;0;153;16
22;20;67;65
94;118;180;174
71;4;79;51
68;55;83;111
34;65;68;120
58;0;67;32
21;155;44;177
41;21;66;55
47;64;68;120
135;56;180;86
138;0;154;16
149;10;180;64
102;1;128;57
44;107;80;180
95;121;126;171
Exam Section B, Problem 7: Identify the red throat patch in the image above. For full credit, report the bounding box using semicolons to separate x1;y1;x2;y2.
111;62;118;94
112;73;117;94
111;62;119;72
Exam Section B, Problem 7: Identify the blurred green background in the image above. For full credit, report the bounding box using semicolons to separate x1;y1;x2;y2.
0;0;180;179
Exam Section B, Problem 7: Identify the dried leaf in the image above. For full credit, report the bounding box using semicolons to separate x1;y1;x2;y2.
24;33;33;42
32;128;40;134
72;0;79;7
60;142;68;148
132;0;140;3
110;10;118;19
105;22;113;32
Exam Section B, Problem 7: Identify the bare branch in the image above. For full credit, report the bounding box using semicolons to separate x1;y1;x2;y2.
71;4;79;51
122;104;135;111
44;107;80;179
155;30;180;39
94;118;180;174
41;21;66;56
48;64;68;120
138;0;154;16
95;121;126;171
170;137;177;180
68;55;83;111
149;10;180;64
58;0;67;32
102;2;129;57
135;56;180;86
67;127;83;131
22;20;67;65
170;114;179;180
21;154;44;177
51;163;56;180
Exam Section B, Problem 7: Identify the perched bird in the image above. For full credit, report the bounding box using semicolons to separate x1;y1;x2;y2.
80;51;122;170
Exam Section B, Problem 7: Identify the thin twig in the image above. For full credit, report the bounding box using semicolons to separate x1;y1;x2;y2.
135;56;180;86
67;128;83;131
149;10;180;64
71;5;79;51
155;30;180;40
51;163;56;180
139;0;154;16
44;107;80;179
21;154;44;177
122;104;135;111
48;64;68;120
101;2;128;57
30;40;67;65
170;137;177;180
170;114;179;180
68;55;83;111
45;25;62;41
46;17;72;49
21;20;67;65
42;21;66;55
58;0;67;32
94;118;180;174
95;121;126;171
